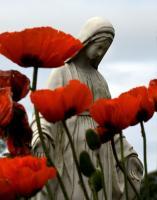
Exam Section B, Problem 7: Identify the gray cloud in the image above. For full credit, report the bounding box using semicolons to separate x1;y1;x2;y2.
99;61;157;97
1;0;157;64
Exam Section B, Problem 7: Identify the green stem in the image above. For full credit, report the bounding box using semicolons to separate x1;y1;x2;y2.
96;151;108;200
46;183;54;200
119;132;128;200
111;138;141;200
62;120;90;200
32;67;69;200
89;182;98;200
92;188;98;200
140;121;149;199
32;67;38;91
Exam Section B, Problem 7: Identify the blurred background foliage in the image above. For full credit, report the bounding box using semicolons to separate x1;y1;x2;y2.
140;171;157;199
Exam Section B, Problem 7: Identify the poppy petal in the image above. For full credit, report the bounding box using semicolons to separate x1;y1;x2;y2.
31;80;93;122
0;87;13;127
0;70;30;101
0;27;83;68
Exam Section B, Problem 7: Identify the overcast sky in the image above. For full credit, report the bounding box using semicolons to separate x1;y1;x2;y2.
0;0;157;171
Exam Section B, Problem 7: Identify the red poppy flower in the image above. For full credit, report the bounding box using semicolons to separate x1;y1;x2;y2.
0;156;56;199
63;80;93;118
0;27;83;68
0;127;5;138
30;80;93;123
7;137;31;157
0;70;30;101
6;102;32;156
120;86;155;125
0;87;13;127
90;94;140;134
148;79;157;111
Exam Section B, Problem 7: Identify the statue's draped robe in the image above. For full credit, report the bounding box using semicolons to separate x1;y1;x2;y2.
30;63;143;200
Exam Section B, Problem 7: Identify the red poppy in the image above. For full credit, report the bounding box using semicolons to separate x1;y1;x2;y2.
7;137;31;157
30;80;93;123
0;127;5;137
0;87;13;127
120;86;155;125
0;70;30;101
6;102;32;156
0;27;83;68
63;80;93;118
148;79;157;111
90;94;140;134
0;156;56;199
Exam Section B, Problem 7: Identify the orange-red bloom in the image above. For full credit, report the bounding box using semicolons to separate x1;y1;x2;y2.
7;137;31;157
30;80;93;122
120;86;155;125
6;102;32;156
0;70;30;101
0;87;13;127
90;94;140;135
0;156;56;199
0;27;83;68
148;79;157;111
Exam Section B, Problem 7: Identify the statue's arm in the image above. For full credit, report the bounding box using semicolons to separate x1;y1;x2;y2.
113;134;143;199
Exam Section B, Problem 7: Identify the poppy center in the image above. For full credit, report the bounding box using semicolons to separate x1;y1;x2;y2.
104;122;119;133
65;107;76;119
104;122;114;130
137;109;149;122
21;54;43;67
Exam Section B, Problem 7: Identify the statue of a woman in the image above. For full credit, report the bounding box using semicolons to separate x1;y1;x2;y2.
31;17;143;200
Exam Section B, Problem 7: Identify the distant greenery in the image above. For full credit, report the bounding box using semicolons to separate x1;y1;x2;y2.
140;171;157;199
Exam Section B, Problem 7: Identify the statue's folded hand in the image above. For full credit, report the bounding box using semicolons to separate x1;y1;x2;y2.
126;155;144;182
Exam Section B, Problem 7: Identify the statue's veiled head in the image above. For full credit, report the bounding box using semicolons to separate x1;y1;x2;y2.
69;17;115;69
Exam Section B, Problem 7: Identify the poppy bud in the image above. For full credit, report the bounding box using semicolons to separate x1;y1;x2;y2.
79;151;95;177
88;169;103;192
86;129;101;150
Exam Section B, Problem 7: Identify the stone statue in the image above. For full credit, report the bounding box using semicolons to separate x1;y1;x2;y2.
30;17;143;200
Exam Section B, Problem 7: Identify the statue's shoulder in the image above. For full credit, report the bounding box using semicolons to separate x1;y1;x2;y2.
47;64;71;88
48;64;68;77
97;70;107;82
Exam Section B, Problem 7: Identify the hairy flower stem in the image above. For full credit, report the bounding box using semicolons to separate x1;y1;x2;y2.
62;120;90;200
140;121;149;199
111;138;141;200
32;67;38;91
89;185;98;200
46;183;54;200
119;132;128;200
93;191;98;200
32;67;69;200
96;151;108;200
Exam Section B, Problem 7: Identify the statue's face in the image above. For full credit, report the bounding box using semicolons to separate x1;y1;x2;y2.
85;39;112;67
